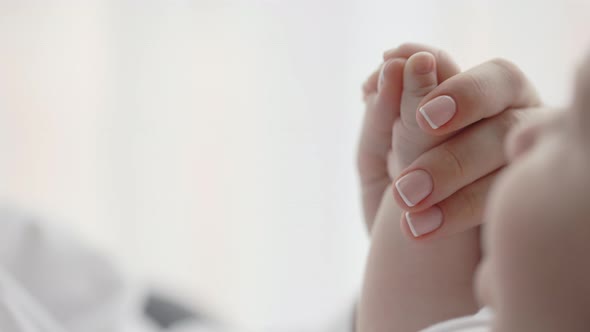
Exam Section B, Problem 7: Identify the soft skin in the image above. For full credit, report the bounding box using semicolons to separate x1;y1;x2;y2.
356;43;540;331
476;58;590;331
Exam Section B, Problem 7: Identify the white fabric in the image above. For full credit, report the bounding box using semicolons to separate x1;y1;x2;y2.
0;205;491;332
420;308;493;332
0;206;222;332
0;206;354;332
0;270;67;332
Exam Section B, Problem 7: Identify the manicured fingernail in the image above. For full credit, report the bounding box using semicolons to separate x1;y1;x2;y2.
419;95;457;129
395;169;433;207
406;207;443;237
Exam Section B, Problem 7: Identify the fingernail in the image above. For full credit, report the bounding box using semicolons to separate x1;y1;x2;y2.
419;95;457;129
406;207;443;237
395;169;433;207
412;53;434;75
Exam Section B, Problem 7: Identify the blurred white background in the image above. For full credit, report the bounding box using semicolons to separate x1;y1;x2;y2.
0;0;589;330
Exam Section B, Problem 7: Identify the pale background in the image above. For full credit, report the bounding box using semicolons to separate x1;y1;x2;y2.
0;0;589;331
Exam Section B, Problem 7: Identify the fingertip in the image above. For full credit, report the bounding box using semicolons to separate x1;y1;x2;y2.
362;66;381;97
362;81;371;96
392;181;407;208
401;207;444;240
400;213;417;239
383;57;407;76
383;47;398;60
415;94;458;134
392;180;417;211
504;117;542;162
391;177;431;212
378;58;406;93
378;62;386;92
403;52;438;98
415;108;451;136
381;43;461;82
407;51;436;75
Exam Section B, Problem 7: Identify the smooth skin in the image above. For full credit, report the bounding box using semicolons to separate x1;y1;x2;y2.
476;55;590;331
356;43;541;331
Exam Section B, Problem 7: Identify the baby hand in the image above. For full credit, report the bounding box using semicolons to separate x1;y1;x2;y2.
359;43;541;238
357;44;541;331
391;56;541;239
358;43;461;231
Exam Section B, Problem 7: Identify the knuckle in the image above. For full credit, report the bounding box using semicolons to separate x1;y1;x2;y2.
457;185;480;220
438;144;465;179
493;107;539;145
462;70;491;101
408;82;438;96
489;57;514;68
490;57;521;77
494;109;522;139
490;57;527;94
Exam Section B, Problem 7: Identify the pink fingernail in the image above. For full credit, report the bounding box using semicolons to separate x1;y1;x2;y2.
395;170;433;207
406;208;443;237
419;95;457;129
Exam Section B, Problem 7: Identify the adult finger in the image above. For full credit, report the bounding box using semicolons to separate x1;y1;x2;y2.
392;108;530;211
416;58;541;135
400;169;499;238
